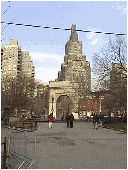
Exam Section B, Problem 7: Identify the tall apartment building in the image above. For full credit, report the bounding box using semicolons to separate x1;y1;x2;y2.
110;62;127;114
1;39;35;79
56;24;91;93
22;51;35;78
110;62;127;90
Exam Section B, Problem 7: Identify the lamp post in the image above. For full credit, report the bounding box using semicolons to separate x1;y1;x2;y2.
68;105;69;115
51;98;54;115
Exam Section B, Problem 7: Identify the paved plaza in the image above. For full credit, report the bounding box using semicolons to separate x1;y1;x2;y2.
35;121;127;169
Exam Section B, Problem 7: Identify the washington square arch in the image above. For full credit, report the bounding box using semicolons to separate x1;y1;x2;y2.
49;24;91;119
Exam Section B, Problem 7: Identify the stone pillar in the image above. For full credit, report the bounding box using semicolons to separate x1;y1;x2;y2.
53;101;56;118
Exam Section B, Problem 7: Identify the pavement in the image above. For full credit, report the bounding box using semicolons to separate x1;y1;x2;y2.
35;121;127;169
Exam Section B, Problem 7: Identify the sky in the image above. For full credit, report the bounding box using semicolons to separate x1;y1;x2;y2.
1;1;127;84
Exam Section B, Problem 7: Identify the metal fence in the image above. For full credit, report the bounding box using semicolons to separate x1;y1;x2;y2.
1;126;36;169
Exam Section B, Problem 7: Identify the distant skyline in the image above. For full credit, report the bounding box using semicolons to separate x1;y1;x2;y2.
1;1;127;84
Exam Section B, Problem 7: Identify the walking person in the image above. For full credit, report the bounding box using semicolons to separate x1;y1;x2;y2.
65;113;70;128
95;114;98;130
70;114;74;128
93;115;95;129
47;113;53;129
99;113;104;129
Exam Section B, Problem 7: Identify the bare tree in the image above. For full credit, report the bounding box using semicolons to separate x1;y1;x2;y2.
1;74;36;116
92;35;127;119
33;81;49;117
1;3;15;43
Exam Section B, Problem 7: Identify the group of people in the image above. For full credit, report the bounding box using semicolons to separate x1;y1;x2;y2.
47;113;74;129
65;113;74;128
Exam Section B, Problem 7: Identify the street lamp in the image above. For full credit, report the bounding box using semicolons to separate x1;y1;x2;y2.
51;97;54;114
68;105;69;115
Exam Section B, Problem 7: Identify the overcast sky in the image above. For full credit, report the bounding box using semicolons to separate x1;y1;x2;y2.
1;1;127;84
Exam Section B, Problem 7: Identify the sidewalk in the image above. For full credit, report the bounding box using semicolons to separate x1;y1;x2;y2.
35;121;127;169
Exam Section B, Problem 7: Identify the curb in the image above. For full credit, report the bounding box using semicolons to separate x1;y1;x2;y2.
101;126;127;133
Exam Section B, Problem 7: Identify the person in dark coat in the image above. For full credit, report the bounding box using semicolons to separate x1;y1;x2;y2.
70;114;74;128
93;115;95;129
94;114;98;130
99;113;104;128
65;113;70;128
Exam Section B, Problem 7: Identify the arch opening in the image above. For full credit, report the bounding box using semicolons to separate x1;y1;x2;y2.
56;95;72;119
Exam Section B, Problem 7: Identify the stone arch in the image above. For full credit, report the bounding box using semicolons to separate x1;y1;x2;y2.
49;81;79;118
